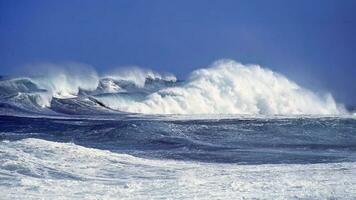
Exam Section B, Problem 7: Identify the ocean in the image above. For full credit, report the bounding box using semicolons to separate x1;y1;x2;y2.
0;60;355;199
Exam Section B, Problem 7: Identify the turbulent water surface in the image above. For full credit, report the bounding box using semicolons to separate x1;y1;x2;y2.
0;60;355;199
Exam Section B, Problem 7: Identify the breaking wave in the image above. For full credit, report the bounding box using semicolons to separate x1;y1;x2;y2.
1;138;355;199
0;59;347;115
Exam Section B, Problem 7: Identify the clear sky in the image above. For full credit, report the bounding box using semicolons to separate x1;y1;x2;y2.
0;0;355;105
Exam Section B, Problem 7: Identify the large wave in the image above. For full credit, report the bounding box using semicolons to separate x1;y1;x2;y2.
95;60;344;115
0;60;346;115
0;63;99;108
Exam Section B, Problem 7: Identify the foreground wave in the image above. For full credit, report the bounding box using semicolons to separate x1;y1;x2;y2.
0;138;355;199
0;60;347;115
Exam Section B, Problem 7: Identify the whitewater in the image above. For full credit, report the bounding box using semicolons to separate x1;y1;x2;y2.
1;59;355;199
0;59;346;115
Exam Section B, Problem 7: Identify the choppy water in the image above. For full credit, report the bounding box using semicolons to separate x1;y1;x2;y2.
1;115;356;199
1;60;356;199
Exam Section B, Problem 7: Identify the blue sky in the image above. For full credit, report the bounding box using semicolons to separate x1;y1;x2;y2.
0;0;355;105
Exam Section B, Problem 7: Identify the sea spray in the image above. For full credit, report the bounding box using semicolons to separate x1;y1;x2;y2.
0;60;346;115
95;60;344;115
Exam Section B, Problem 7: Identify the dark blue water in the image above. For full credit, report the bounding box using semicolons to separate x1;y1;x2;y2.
1;115;355;165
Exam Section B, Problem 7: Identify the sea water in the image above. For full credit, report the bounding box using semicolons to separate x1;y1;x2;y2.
0;60;355;199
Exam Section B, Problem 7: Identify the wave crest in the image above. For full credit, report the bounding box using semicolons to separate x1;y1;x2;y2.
0;60;346;115
96;60;344;115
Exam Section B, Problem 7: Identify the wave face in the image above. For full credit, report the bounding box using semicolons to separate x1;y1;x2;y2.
0;60;346;115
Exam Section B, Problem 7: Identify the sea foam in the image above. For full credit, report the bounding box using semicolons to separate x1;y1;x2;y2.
96;60;344;115
1;138;355;199
0;60;346;115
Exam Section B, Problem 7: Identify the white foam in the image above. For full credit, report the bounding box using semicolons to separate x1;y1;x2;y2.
16;63;100;107
31;63;99;99
98;60;345;115
99;79;122;93
1;60;347;114
0;138;355;199
103;67;177;88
